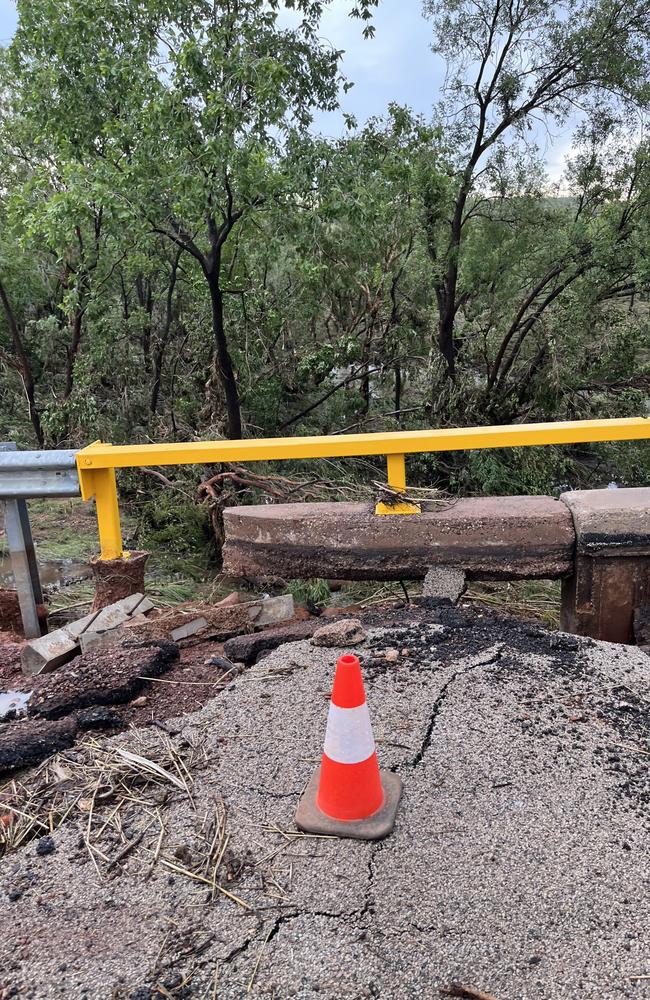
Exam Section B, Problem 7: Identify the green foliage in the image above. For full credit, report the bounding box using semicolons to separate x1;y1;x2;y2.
0;0;648;506
137;492;211;563
287;578;331;605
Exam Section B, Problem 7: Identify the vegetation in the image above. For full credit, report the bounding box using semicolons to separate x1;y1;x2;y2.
1;0;649;506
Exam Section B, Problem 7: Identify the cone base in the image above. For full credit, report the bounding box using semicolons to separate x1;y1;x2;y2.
295;769;402;841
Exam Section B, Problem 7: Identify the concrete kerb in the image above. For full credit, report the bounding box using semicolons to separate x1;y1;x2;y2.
2;616;650;999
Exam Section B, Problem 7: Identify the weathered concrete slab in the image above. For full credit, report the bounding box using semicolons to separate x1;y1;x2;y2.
222;498;575;581
560;486;650;555
169;616;208;641
248;593;294;627
78;625;126;654
21;595;155;676
1;607;650;998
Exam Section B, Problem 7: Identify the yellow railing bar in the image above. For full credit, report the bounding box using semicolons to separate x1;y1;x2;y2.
76;417;650;560
77;417;649;470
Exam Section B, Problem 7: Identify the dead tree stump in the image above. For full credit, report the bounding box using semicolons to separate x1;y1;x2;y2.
90;551;149;611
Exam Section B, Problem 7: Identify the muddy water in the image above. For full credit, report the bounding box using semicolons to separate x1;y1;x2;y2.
0;689;31;721
0;554;89;589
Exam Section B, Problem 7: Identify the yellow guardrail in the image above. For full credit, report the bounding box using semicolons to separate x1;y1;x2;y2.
76;416;650;560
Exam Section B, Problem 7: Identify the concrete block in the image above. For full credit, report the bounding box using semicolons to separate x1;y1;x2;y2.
79;625;125;654
170;617;208;641
21;629;79;676
90;602;132;633
62;610;102;640
247;594;295;628
423;565;466;603
311;618;366;647
560;488;650;643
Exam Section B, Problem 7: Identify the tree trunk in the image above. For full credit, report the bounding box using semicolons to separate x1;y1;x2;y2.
150;253;180;416
0;278;44;447
64;309;83;400
437;303;456;378
394;361;402;421
206;271;242;440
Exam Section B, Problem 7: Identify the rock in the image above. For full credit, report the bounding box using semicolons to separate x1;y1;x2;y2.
216;592;242;607
224;619;321;665
130;696;148;708
206;655;234;672
385;649;399;663
311;618;367;648
35;836;56;856
422;565;467;604
0;716;78;773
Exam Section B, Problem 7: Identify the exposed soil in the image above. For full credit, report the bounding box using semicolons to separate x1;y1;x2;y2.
2;596;648;783
29;641;180;720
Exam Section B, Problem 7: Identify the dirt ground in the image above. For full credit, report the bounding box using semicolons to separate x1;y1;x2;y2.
1;605;649;1000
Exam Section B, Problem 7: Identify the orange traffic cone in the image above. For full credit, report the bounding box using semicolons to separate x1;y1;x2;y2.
295;653;402;840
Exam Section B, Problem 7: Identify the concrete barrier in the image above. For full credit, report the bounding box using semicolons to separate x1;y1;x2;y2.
222;496;575;581
222;488;650;645
559;487;650;644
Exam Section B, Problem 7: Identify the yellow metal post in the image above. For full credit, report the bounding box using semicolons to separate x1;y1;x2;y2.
375;453;421;516
387;453;407;492
93;467;124;560
76;445;124;560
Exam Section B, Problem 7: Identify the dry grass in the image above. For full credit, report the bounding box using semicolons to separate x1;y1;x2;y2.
0;731;205;874
464;579;561;629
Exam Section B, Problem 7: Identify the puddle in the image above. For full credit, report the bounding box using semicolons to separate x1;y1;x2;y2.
0;690;32;722
0;554;89;590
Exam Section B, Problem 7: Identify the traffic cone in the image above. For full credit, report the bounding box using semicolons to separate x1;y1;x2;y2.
295;653;402;840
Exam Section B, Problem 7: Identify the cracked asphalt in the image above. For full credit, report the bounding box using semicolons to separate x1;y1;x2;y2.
1;607;650;999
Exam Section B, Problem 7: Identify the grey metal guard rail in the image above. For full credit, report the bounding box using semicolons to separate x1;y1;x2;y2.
0;444;81;638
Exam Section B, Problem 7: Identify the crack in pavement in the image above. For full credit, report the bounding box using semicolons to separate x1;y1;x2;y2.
399;644;504;771
217;644;504;984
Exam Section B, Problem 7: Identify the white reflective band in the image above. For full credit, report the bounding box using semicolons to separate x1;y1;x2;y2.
323;702;376;765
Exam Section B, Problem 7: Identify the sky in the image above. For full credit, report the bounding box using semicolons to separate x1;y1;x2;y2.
0;0;574;183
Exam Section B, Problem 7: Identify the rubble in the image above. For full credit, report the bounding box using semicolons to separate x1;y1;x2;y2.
28;641;179;721
20;594;154;676
0;716;78;771
123;595;295;643
311;617;367;647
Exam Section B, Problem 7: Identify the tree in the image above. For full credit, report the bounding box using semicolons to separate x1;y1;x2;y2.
7;0;375;439
422;0;650;378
